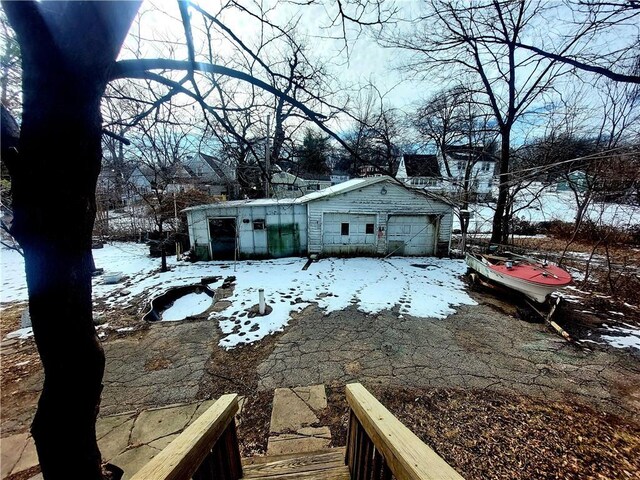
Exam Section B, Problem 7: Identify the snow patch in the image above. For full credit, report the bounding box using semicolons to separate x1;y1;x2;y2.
601;324;640;350
161;292;213;321
6;327;33;340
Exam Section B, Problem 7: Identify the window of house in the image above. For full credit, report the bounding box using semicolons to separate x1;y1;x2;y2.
366;223;374;234
457;161;464;170
253;219;265;230
341;223;349;235
482;162;490;171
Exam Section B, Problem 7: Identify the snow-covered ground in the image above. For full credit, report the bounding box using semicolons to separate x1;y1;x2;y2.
1;243;476;348
2;241;639;351
467;183;639;233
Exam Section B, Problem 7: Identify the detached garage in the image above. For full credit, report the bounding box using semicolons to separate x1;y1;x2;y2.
184;176;453;260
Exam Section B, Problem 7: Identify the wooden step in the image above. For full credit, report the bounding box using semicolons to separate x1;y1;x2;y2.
242;448;349;479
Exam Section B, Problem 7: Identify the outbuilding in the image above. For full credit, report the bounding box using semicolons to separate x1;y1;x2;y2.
184;176;454;260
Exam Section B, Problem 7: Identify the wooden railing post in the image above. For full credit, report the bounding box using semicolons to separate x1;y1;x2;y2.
130;394;242;480
345;383;464;480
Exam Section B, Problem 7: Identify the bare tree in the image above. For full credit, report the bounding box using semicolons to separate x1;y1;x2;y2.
0;9;20;112
1;1;393;477
384;0;569;243
510;0;640;84
336;85;409;176
412;84;475;177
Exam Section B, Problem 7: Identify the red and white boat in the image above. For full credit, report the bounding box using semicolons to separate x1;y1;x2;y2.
465;251;572;304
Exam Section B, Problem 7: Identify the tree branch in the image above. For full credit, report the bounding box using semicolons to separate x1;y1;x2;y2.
514;41;640;84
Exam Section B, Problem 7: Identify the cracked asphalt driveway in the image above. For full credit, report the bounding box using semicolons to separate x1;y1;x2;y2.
257;300;640;418
2;291;638;439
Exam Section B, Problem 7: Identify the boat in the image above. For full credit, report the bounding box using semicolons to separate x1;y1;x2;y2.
465;251;572;304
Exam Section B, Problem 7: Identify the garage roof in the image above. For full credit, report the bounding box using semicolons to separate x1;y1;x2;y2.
184;176;452;213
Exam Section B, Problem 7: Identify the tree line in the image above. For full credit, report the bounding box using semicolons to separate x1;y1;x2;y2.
0;1;638;478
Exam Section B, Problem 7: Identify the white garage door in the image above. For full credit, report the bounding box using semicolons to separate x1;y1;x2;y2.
322;213;377;254
387;215;434;256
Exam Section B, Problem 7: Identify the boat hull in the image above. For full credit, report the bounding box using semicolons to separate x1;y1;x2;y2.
465;253;567;303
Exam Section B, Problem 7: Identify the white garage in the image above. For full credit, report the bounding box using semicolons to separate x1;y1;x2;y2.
185;176;454;259
387;215;435;256
322;213;377;255
304;176;453;257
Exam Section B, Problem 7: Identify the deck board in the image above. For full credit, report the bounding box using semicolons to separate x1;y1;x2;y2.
242;449;349;479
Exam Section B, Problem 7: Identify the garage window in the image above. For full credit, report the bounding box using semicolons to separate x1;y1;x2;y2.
366;223;374;234
253;219;265;230
341;223;349;235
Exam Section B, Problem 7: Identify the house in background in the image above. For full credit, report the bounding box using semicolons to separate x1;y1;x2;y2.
330;171;351;185
182;152;239;198
396;146;497;201
185;176;453;260
438;146;496;200
396;154;442;189
556;170;588;193
270;170;332;198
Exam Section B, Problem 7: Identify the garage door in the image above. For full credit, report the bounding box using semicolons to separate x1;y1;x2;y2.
387;215;434;256
322;213;376;254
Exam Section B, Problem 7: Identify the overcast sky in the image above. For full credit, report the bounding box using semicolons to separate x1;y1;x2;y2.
119;0;638;147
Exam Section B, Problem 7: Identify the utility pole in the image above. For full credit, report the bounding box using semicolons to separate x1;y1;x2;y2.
265;114;270;198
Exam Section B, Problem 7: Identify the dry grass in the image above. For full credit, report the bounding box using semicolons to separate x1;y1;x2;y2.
322;385;640;480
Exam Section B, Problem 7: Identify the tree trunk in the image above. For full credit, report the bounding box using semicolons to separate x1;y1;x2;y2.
3;3;141;478
13;73;106;479
491;130;510;244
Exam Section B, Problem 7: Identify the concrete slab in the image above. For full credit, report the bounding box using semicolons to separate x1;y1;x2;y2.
98;417;135;462
1;432;28;479
293;385;327;411
111;444;160;480
10;436;38;476
130;403;199;446
270;386;325;433
267;427;332;456
97;413;135;441
148;433;179;450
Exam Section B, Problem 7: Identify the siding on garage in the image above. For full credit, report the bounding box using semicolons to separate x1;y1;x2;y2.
185;201;307;259
305;179;452;256
322;212;377;255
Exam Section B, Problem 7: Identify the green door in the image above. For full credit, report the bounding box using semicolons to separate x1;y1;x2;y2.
267;223;300;258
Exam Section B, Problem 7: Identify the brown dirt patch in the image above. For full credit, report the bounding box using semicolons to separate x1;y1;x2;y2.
320;384;640;480
144;357;172;371
0;303;24;334
237;390;273;457
196;311;302;399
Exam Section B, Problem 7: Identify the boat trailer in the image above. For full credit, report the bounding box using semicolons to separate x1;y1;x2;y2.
469;272;573;342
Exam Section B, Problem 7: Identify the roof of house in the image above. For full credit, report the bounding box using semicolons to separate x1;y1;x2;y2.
402;154;441;177
445;145;496;163
200;152;235;180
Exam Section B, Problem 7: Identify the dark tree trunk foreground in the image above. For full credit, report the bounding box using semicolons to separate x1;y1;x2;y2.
2;2;140;478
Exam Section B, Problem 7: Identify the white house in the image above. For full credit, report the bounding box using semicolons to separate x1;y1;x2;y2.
396;154;442;189
397;147;496;200
438;146;496;199
184;176;454;260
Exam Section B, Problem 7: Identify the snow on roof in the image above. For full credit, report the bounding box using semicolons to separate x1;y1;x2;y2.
183;197;298;212
293;176;389;203
183;175;451;212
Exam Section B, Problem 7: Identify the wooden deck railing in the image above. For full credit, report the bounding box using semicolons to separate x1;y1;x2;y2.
130;394;242;480
345;383;464;480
